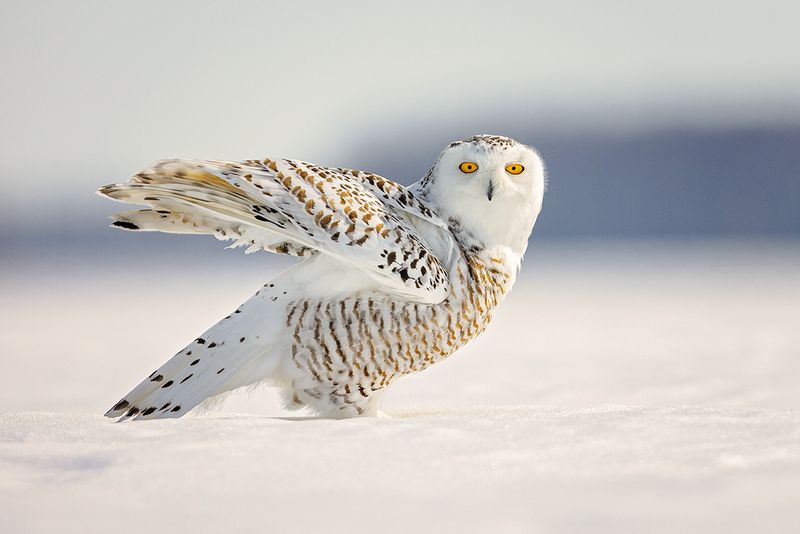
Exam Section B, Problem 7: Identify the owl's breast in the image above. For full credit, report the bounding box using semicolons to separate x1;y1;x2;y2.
282;247;516;415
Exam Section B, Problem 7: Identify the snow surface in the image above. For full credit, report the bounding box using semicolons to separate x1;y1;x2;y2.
1;240;799;533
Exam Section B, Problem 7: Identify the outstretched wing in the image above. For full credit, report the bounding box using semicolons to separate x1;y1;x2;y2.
99;158;451;304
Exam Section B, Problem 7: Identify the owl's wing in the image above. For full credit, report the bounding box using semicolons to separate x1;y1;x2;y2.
99;158;451;304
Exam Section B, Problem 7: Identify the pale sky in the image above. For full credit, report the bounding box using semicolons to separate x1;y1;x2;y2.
1;0;799;213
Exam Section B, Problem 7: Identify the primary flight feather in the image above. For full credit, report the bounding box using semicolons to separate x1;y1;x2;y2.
100;134;545;420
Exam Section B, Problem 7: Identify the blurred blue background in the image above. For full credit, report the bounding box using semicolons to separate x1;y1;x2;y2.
1;0;798;265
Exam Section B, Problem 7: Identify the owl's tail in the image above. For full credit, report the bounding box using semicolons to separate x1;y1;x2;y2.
104;285;290;421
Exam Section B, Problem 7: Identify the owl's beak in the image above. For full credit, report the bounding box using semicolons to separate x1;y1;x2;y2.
486;180;495;201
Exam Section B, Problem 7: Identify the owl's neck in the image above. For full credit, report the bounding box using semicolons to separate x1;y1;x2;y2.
413;179;535;259
446;217;522;297
447;215;520;264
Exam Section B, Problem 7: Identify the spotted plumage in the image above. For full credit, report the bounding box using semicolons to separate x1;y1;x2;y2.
100;134;546;420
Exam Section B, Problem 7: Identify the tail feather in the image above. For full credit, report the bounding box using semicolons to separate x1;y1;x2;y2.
105;288;288;421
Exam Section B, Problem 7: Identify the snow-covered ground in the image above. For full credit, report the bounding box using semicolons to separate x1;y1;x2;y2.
2;240;799;533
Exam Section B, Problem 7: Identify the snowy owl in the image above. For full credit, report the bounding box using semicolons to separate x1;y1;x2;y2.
100;134;545;420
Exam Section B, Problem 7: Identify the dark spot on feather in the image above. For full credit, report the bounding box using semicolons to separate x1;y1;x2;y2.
112;221;139;230
112;400;129;411
180;374;193;384
197;338;206;345
191;359;200;365
217;368;225;374
162;380;174;388
171;406;181;412
240;337;245;343
208;342;217;348
150;374;163;382
398;268;410;282
142;407;156;416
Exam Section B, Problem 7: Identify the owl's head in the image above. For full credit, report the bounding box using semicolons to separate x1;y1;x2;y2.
418;135;545;255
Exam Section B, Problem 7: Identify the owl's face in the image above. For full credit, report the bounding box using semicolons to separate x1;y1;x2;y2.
422;135;545;255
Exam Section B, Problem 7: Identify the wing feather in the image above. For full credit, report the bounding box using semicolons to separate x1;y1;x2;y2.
99;158;451;304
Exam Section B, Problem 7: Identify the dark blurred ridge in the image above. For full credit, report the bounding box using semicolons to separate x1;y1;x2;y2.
2;124;799;264
345;124;800;238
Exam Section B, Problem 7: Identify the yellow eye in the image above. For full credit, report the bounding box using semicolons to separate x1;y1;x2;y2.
505;163;524;175
459;161;478;174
